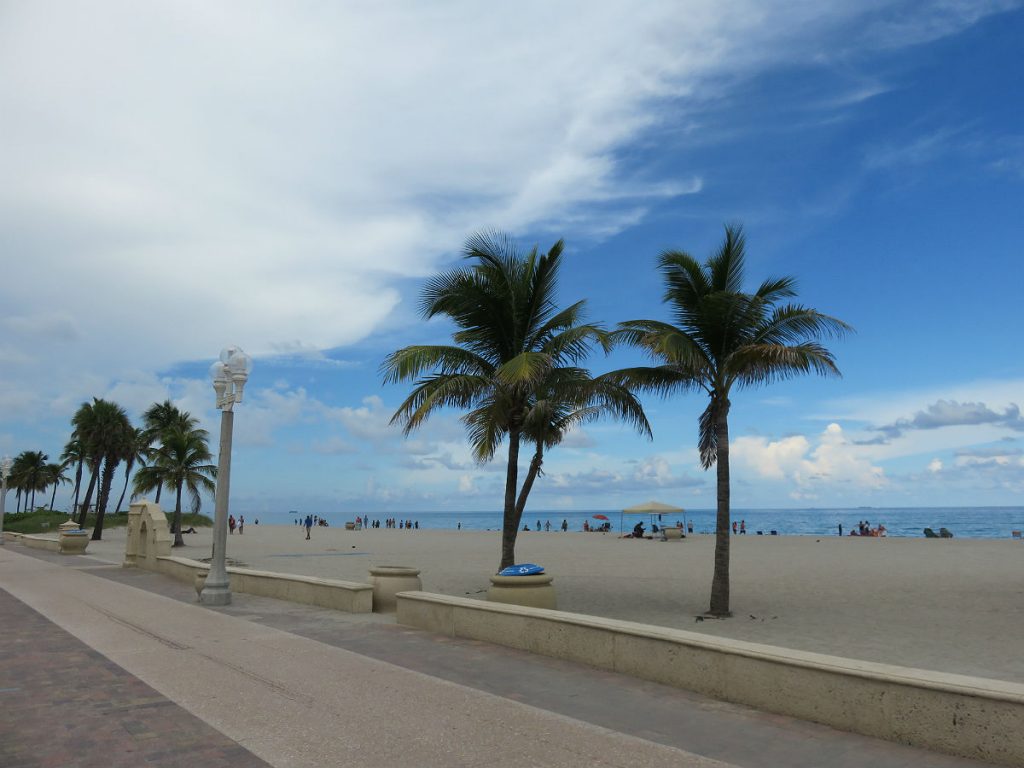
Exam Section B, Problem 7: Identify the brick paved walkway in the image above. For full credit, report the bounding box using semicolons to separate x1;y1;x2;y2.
0;589;270;768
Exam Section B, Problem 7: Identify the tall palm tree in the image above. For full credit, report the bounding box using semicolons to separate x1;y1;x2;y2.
45;462;70;510
614;225;851;616
71;398;132;536
135;425;215;547
383;231;623;570
61;437;86;517
111;427;148;518
141;401;199;506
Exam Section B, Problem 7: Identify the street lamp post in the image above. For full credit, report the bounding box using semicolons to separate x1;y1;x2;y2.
200;346;252;606
0;456;12;546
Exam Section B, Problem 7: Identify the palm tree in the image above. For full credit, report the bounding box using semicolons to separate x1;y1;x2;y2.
141;401;199;506
135;425;215;547
61;437;86;517
71;398;132;537
45;462;70;510
111;427;148;518
513;368;651;520
13;451;49;512
383;231;624;570
614;225;851;616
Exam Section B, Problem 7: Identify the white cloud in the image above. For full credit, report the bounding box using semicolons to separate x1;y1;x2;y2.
927;458;943;473
733;423;887;490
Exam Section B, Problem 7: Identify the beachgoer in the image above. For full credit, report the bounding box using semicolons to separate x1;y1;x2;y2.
740;520;746;535
457;522;461;530
545;520;551;531
522;523;529;531
632;522;645;538
731;521;737;535
304;514;313;540
536;520;541;532
687;521;693;534
238;515;244;534
228;514;236;534
583;520;590;532
561;519;568;532
254;519;259;525
838;523;843;536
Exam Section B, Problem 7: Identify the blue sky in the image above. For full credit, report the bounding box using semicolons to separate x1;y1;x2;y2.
2;1;1022;516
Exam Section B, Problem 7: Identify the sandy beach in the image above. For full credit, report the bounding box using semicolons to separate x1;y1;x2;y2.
83;525;1023;683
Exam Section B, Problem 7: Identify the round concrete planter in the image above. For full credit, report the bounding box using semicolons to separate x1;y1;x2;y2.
487;573;556;609
58;532;90;555
368;565;422;612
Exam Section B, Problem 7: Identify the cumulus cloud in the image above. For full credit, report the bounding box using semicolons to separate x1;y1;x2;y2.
875;400;1024;438
733;423;887;490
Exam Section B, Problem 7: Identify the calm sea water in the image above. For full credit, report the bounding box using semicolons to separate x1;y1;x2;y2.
255;507;1023;539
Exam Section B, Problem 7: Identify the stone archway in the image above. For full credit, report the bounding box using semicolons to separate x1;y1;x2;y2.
124;500;171;569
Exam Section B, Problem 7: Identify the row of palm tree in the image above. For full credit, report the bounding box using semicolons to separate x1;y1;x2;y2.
7;400;216;545
384;225;850;616
4;451;70;513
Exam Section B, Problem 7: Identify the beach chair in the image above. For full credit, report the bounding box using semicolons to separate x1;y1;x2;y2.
1012;530;1022;539
939;527;954;538
923;528;939;538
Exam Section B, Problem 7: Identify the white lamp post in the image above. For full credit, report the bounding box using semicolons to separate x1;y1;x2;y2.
200;346;251;606
0;456;12;546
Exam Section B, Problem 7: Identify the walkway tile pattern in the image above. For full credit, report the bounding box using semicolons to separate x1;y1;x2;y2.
0;589;270;768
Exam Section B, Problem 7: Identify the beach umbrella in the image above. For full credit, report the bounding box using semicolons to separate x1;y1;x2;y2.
620;500;685;535
592;514;609;520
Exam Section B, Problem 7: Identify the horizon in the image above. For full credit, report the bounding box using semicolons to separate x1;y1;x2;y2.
2;2;1023;516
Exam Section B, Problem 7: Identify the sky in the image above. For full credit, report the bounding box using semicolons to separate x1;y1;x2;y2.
2;1;1023;517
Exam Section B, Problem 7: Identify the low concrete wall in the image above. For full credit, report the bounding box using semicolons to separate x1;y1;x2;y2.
396;591;1024;767
152;556;372;614
3;531;25;543
19;534;60;553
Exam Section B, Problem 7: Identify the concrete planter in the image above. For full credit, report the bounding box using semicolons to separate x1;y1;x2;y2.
368;565;422;612
58;531;90;555
487;573;556;609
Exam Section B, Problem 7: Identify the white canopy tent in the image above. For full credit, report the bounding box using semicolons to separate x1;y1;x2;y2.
620;500;685;536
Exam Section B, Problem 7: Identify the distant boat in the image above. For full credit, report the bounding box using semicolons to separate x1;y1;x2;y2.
289;510;299;514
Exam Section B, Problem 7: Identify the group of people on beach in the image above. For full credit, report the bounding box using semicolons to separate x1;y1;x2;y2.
228;514;244;534
841;520;887;537
521;519;572;532
374;517;418;529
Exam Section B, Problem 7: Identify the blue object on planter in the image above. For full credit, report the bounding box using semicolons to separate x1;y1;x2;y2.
498;563;545;576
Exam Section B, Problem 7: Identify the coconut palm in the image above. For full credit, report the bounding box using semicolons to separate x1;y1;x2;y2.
60;437;86;516
614;225;851;616
142;401;199;505
45;462;70;510
134;425;215;547
111;427;149;517
383;231;623;570
12;451;49;512
71;398;132;537
512;368;651;519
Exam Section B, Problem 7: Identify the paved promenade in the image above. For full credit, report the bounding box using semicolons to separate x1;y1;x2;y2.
0;545;997;767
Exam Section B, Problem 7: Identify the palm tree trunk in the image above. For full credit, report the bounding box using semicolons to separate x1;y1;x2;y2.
78;466;99;526
513;444;543;522
172;483;184;547
49;482;58;511
72;460;83;516
30;487;36;512
708;399;732;617
15;490;22;514
113;462;132;519
499;429;522;571
155;483;162;505
91;459;117;540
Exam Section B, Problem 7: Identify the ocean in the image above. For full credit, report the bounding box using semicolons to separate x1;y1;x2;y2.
257;506;1023;539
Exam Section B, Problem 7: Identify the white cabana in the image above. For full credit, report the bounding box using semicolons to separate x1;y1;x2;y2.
620;500;685;536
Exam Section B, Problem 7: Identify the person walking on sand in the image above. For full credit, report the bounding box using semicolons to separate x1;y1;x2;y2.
238;515;244;535
740;520;746;535
228;514;236;534
304;514;313;540
732;521;737;535
561;519;568;532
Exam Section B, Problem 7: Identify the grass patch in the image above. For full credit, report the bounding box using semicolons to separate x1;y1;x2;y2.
2;508;212;534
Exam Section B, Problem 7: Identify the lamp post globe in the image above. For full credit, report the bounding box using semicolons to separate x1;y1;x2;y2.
200;346;251;606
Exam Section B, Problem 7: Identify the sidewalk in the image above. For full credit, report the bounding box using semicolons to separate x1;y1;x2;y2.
0;546;996;767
